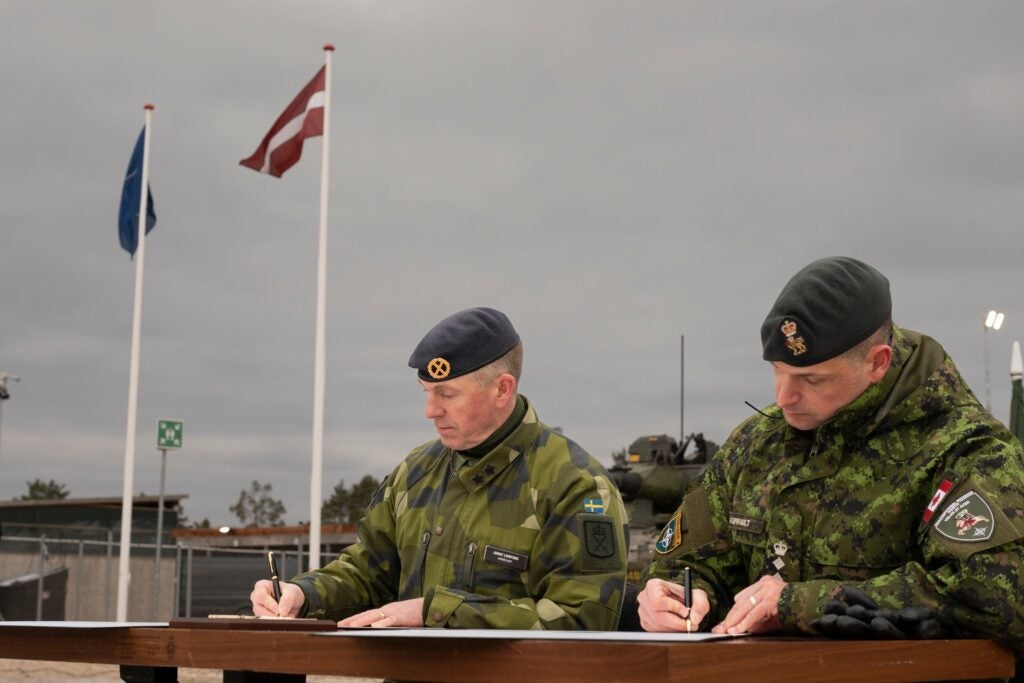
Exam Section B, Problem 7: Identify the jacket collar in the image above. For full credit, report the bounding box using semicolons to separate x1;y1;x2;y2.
809;326;958;442
455;395;542;493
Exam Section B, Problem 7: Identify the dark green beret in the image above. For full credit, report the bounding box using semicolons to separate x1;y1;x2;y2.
409;307;520;382
761;256;891;367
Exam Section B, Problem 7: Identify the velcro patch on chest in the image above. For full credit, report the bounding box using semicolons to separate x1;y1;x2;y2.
933;490;995;542
483;545;529;571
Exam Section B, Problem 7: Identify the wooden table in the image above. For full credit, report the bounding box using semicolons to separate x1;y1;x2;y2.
0;624;1016;682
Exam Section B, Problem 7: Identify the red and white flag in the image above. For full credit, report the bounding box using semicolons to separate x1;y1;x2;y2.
922;479;954;523
240;66;326;177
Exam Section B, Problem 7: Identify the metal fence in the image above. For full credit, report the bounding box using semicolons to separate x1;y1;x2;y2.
176;544;330;618
0;527;334;621
0;528;117;620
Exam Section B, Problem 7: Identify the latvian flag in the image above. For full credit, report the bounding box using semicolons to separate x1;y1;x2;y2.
240;66;326;177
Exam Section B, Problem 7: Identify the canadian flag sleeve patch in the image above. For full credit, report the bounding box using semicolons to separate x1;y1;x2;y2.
923;479;954;523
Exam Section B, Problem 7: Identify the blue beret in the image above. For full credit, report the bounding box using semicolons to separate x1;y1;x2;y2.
761;257;891;367
409;307;520;382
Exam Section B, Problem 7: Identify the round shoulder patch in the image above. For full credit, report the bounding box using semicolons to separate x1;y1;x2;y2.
934;490;995;542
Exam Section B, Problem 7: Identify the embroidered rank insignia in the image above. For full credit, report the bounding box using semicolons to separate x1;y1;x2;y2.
655;511;682;555
934;490;995;542
922;479;954;523
583;498;604;514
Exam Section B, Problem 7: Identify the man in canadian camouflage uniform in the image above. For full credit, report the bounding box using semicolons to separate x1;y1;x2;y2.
638;257;1024;660
252;307;628;629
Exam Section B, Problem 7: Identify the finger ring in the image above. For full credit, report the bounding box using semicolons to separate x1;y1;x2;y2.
379;610;386;621
749;595;758;606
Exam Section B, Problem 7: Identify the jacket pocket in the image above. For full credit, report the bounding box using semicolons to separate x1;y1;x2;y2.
806;513;914;581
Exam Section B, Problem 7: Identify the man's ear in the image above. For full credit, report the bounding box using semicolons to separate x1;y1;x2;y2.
495;374;517;404
867;344;893;384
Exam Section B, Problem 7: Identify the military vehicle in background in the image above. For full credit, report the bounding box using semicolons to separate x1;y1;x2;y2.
609;433;718;582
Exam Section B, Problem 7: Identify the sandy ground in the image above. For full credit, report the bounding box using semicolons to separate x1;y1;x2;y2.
0;659;381;682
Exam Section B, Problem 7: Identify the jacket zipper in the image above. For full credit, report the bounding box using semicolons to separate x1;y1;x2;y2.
462;541;478;590
414;530;432;594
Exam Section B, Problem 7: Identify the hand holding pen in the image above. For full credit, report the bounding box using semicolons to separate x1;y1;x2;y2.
634;576;710;633
268;552;282;605
251;555;303;618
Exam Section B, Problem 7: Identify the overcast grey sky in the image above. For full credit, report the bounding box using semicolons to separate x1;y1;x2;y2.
1;1;1022;526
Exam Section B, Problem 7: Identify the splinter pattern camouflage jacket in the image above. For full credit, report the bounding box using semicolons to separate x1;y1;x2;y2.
645;327;1024;653
290;396;628;629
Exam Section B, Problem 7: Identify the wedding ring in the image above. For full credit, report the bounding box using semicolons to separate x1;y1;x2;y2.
749;595;758;606
379;610;386;621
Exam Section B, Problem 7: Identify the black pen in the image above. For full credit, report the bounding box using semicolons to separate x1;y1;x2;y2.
268;551;282;603
683;566;692;633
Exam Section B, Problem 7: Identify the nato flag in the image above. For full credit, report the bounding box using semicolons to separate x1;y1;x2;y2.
118;128;156;256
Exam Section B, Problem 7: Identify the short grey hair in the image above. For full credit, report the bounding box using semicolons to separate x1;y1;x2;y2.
473;340;523;385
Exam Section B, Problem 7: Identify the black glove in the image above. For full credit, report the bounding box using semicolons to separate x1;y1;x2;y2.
810;585;959;639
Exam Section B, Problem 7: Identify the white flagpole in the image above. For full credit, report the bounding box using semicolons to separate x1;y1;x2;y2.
117;103;153;620
308;45;333;570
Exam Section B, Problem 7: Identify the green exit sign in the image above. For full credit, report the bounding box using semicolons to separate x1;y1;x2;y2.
157;420;183;449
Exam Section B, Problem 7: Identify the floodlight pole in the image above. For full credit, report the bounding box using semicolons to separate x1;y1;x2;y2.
984;310;1005;412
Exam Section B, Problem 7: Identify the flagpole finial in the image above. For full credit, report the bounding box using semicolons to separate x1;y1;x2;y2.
144;103;155;110
323;43;335;52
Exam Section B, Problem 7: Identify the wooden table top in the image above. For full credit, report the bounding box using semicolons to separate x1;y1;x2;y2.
0;624;1015;682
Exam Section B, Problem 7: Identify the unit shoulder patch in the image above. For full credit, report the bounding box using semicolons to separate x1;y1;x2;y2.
934;490;995;542
577;513;621;572
584;519;615;558
655;510;682;555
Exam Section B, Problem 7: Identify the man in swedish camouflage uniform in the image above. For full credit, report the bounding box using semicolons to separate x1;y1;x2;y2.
637;257;1024;659
252;307;628;629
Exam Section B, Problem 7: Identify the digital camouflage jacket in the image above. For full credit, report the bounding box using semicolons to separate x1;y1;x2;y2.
645;327;1024;653
291;396;629;629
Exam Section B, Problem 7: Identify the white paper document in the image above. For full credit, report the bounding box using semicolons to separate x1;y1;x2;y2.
319;628;744;642
0;621;168;628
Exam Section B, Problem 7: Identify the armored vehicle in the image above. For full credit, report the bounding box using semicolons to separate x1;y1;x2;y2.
609;433;716;581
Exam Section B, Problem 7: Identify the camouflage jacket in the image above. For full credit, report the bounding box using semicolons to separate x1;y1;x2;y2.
290;396;628;629
645;327;1024;653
